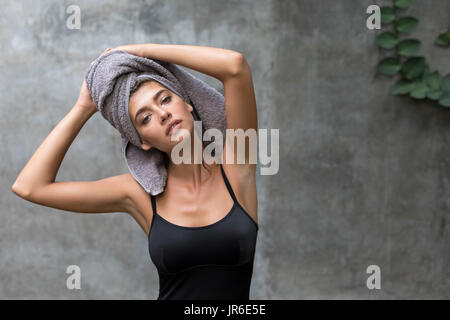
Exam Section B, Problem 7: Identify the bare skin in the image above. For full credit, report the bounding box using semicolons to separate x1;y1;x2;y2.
12;44;259;237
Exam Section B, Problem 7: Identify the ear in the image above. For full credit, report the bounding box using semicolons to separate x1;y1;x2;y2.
187;102;194;113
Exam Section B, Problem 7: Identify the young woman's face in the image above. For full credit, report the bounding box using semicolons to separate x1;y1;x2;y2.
128;80;194;154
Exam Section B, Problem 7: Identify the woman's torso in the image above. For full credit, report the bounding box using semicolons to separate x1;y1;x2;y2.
147;163;258;299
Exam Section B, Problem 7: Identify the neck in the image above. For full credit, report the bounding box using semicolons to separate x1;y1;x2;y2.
166;126;214;191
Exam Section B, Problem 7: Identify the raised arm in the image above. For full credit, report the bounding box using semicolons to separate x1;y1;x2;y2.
11;49;138;218
112;43;246;82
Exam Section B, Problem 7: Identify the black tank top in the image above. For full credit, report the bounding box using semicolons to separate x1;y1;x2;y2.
148;163;259;300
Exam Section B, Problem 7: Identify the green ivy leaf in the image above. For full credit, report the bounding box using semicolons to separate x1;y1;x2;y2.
373;2;448;107
438;92;450;107
427;89;443;101
396;16;419;34
435;30;450;46
397;39;421;56
376;32;398;49
392;79;415;95
377;57;402;75
410;80;428;99
381;6;396;24
422;64;431;78
441;74;450;91
401;56;426;80
425;71;440;90
394;0;414;8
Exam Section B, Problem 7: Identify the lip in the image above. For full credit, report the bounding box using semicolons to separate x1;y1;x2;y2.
166;120;182;136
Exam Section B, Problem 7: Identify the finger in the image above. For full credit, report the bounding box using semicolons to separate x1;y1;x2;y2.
101;48;112;56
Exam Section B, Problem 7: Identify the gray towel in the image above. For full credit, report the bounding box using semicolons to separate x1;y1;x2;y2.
84;50;226;195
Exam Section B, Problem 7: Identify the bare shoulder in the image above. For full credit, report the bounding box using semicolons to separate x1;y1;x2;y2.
120;173;154;235
220;142;258;224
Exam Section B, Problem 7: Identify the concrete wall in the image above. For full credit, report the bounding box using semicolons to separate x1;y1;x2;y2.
1;0;449;299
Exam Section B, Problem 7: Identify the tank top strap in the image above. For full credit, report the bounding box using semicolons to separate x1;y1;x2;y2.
150;194;157;214
220;163;238;204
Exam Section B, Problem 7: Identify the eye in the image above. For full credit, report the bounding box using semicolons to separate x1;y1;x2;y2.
162;96;171;104
142;114;150;124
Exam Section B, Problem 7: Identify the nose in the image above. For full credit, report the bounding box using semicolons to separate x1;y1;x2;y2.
156;107;171;124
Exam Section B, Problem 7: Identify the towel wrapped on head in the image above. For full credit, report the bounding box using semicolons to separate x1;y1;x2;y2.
84;50;226;195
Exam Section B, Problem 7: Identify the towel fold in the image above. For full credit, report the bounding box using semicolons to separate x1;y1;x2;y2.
84;50;226;195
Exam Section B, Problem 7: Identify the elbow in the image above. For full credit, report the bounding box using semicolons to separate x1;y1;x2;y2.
11;182;32;199
228;52;250;77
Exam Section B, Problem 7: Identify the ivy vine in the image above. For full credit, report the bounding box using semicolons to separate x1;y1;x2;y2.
375;0;450;107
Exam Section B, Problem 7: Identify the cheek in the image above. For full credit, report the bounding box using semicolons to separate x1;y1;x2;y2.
141;124;168;143
142;126;158;140
174;100;190;112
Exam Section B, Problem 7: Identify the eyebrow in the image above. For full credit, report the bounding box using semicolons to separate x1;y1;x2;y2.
134;89;168;123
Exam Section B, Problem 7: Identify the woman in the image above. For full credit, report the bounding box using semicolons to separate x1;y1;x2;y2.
11;44;259;300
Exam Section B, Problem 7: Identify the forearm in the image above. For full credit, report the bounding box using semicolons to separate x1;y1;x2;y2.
12;104;95;197
136;44;245;82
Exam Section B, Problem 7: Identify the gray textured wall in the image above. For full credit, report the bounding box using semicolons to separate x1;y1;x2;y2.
1;0;449;299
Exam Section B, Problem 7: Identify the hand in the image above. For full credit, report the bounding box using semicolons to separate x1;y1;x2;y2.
110;44;145;57
76;48;112;112
75;79;97;113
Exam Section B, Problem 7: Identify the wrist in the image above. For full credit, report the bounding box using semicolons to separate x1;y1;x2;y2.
72;103;97;119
